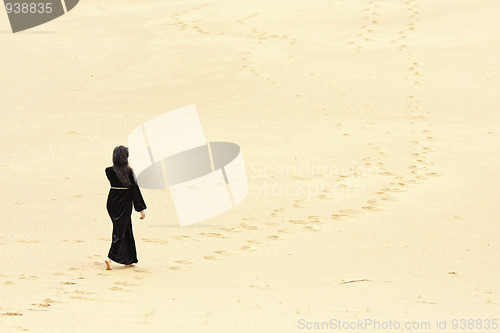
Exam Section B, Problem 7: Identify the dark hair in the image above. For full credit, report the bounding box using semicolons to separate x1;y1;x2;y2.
112;145;133;187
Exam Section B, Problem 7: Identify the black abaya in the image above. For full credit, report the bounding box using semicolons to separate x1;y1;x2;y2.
105;167;146;265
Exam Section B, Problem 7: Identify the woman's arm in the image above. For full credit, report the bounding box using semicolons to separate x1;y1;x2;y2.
130;169;147;213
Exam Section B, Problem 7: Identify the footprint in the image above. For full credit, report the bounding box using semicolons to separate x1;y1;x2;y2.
173;235;190;240
263;221;279;226
115;281;138;287
203;255;223;261
70;295;93;301
214;250;236;256
15;240;40;244
44;298;59;304
380;194;396;201
304;226;321;231
73;289;95;295
173;235;200;242
425;172;442;177
271;208;286;216
218;227;242;233
31;303;50;308
239;223;260;231
109;286;124;291
199;232;228;239
362;206;382;211
169;265;183;270
384;186;406;192
289;219;308;224
338;209;360;215
142;238;168;245
28;307;49;312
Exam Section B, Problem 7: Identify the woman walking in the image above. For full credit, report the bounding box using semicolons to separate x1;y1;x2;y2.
104;145;146;270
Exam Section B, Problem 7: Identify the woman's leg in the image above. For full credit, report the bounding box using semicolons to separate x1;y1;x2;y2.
105;257;112;270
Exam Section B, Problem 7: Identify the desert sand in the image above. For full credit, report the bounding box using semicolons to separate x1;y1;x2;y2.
1;0;499;332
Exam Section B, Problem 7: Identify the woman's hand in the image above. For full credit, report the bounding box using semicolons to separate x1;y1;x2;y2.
140;210;146;220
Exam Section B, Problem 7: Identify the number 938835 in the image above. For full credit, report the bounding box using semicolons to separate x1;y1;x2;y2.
5;2;53;14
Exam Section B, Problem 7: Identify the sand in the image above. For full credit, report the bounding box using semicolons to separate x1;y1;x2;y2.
1;0;499;332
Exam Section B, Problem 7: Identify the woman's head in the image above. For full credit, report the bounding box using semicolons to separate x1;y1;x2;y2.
112;145;129;166
112;146;132;187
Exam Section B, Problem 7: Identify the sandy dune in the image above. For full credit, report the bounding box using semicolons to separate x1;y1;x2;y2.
1;0;499;332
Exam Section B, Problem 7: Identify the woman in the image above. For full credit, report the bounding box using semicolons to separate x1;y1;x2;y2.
104;145;146;270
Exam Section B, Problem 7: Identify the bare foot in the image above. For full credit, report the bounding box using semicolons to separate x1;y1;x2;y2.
124;264;136;267
105;259;112;270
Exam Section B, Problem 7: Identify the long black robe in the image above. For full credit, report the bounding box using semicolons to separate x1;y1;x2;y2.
105;166;147;265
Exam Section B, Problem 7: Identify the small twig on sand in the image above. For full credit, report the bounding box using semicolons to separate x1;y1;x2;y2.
339;279;370;285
